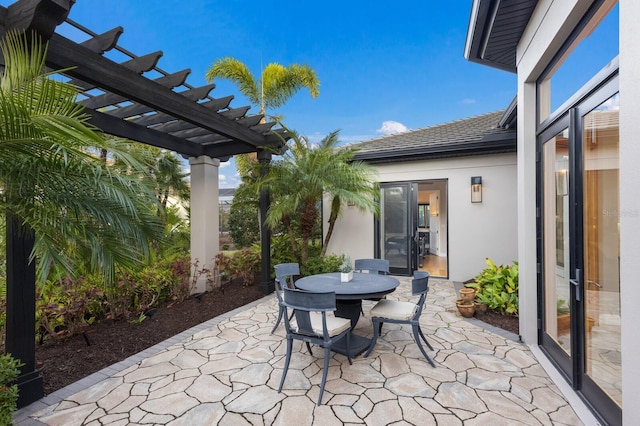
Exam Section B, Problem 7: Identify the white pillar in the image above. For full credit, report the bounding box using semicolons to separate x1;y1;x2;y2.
189;156;220;294
620;0;640;422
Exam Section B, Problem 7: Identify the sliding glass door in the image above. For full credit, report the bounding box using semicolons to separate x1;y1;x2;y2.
539;80;621;425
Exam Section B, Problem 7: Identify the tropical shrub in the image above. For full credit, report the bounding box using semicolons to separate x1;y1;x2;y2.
0;353;22;425
466;258;519;315
301;254;345;276
214;247;261;288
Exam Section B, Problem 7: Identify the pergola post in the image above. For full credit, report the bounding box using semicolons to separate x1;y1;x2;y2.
257;149;274;295
5;213;43;408
189;156;220;294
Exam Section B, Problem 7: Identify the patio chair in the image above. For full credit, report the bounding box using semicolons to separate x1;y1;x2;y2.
354;258;390;315
271;263;300;334
364;271;435;367
278;287;352;405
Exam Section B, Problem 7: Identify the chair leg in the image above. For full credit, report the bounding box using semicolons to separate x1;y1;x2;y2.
378;321;384;335
305;342;313;355
417;325;434;351
318;347;331;406
364;319;380;357
271;306;285;334
412;325;435;367
345;332;352;365
278;338;294;392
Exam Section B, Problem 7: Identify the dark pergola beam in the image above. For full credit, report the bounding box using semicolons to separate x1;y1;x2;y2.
45;33;271;146
105;83;215;119
67;51;163;90
82;69;191;109
85;108;204;157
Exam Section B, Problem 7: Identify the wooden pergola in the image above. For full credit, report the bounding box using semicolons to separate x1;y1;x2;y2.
1;0;286;407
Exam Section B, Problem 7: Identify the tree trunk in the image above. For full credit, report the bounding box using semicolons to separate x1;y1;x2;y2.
321;196;341;256
282;215;299;260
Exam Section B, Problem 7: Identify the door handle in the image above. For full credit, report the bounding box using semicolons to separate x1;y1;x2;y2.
570;268;581;302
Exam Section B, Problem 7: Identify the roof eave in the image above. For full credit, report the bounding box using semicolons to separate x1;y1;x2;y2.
464;0;538;74
352;133;517;165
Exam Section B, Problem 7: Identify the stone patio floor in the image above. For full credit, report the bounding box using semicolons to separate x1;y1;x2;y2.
14;278;597;425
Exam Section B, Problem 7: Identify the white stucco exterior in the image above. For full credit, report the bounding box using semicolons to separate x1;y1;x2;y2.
325;152;518;282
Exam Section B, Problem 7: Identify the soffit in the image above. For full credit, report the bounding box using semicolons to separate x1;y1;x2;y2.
465;0;538;73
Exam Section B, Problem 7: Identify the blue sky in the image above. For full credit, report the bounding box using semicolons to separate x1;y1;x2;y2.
3;0;518;187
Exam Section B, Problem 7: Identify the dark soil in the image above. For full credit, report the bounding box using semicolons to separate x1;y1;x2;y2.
475;309;520;336
35;277;265;395
35;277;519;396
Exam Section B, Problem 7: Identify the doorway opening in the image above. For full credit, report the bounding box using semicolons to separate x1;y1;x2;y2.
378;180;448;278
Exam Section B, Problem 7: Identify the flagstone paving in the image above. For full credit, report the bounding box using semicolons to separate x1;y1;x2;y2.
16;278;586;425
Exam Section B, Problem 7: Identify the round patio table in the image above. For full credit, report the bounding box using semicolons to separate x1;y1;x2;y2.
295;272;399;357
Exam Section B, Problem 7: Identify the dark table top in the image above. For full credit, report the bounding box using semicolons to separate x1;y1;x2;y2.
295;272;399;300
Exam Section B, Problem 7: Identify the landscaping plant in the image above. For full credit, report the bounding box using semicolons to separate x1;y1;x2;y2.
0;353;22;425
466;258;519;315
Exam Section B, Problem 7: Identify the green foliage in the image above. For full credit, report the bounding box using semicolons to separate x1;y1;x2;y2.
467;258;519;315
0;353;23;425
29;253;199;345
214;248;261;288
301;254;345;276
339;255;353;273
228;183;260;248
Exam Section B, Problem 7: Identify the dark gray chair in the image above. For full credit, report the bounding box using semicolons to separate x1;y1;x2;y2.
354;258;390;315
271;263;300;334
354;258;390;275
364;271;435;367
278;287;352;405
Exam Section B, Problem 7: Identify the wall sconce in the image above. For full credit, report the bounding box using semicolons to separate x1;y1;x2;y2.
471;176;482;203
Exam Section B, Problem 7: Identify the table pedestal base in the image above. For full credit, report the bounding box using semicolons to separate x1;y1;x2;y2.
333;299;370;357
331;333;370;357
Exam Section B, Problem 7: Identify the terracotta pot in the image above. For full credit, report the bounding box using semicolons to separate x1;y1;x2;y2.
456;301;475;318
459;287;476;303
474;302;487;315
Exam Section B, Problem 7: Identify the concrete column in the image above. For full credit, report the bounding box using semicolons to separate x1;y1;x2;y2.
189;156;220;294
619;0;640;422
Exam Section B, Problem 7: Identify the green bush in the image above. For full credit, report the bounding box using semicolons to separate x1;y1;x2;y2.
466;258;519;315
301;254;345;276
0;353;23;425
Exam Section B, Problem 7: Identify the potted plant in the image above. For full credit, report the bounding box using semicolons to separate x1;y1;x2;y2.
474;292;490;315
459;286;476;303
455;298;475;318
339;256;353;282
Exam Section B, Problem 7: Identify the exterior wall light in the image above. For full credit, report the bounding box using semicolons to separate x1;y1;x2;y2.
471;176;482;203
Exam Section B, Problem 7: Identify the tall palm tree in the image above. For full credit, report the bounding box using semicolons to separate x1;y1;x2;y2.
205;57;319;176
0;31;163;284
258;129;379;262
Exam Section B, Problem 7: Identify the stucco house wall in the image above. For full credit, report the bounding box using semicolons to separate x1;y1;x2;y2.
324;152;517;282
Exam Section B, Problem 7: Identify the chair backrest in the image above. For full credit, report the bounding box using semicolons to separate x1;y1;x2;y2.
354;258;389;275
282;287;335;338
411;271;430;319
274;263;300;291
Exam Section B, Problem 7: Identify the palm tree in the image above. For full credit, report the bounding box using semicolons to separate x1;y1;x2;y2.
205;57;319;176
258;129;379;262
0;31;163;284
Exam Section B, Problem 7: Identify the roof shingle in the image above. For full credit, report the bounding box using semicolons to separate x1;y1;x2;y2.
351;110;516;163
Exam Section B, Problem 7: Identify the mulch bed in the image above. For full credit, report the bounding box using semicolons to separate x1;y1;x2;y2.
35;277;519;396
35;277;265;395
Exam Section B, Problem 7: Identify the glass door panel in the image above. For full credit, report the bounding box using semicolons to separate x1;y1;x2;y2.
581;94;621;407
542;127;572;355
380;183;414;275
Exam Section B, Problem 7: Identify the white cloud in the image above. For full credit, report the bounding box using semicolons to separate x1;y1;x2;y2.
219;162;231;168
461;98;476;105
376;121;408;135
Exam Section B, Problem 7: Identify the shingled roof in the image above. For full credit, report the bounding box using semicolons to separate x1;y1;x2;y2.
351;110;516;164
